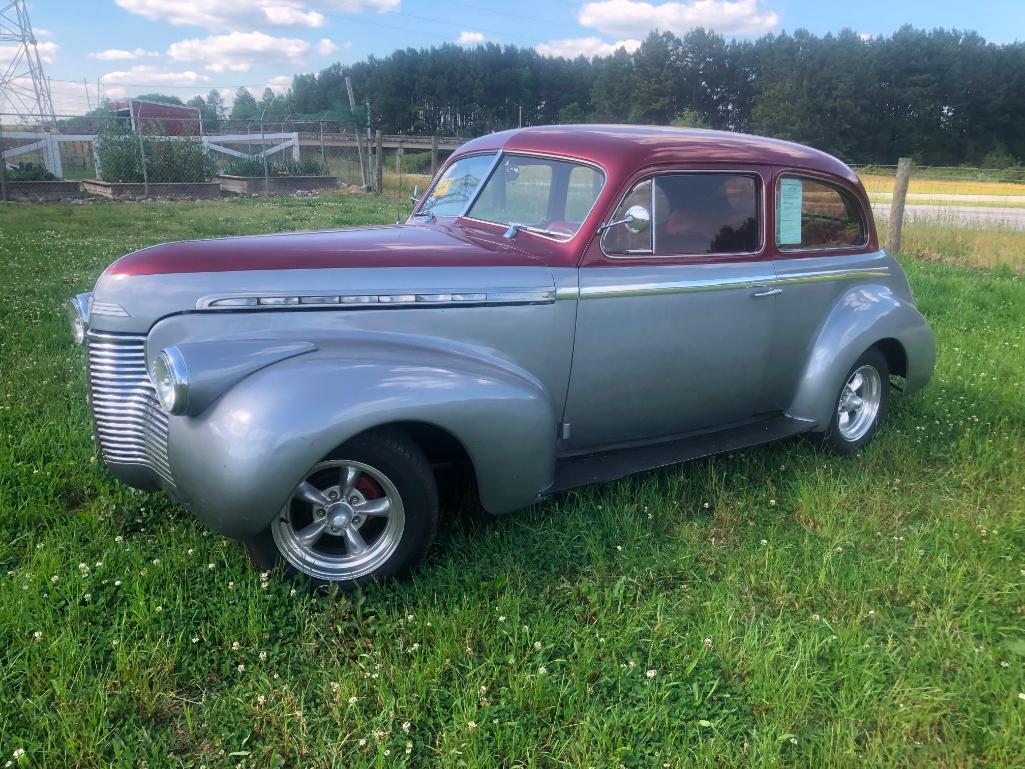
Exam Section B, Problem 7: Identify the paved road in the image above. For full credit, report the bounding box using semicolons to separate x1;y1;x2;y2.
871;192;1025;203
872;203;1025;230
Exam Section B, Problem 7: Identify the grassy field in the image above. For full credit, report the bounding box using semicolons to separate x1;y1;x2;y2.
858;172;1025;198
1;195;1023;768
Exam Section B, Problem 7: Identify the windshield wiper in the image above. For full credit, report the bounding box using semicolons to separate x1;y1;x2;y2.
502;223;565;239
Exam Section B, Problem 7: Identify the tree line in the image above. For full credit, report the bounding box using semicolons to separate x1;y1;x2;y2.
148;26;1025;167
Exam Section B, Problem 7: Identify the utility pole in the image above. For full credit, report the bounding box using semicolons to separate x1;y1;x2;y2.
345;77;368;190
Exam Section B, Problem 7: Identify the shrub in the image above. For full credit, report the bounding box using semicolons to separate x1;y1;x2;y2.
221;155;328;177
7;163;58;182
95;122;215;183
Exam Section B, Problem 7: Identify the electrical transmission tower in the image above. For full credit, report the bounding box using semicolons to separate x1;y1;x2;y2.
0;0;56;127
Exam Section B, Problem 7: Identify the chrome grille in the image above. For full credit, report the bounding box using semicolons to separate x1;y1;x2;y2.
87;332;173;484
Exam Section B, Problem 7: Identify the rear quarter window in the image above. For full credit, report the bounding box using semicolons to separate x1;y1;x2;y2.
776;174;867;251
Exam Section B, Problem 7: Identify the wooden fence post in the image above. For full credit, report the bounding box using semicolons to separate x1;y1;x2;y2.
0;121;8;202
887;157;913;254
375;130;383;194
430;135;438;176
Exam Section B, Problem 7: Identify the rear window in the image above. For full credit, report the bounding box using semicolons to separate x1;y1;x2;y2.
776;175;867;250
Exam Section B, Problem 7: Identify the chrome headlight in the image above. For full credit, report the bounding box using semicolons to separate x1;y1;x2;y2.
67;293;91;346
151;347;189;415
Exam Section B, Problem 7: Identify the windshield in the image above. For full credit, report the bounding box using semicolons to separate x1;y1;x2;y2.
417;153;498;217
418;152;605;240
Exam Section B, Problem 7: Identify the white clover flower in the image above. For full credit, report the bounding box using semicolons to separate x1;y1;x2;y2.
769;499;776;507
151;559;160;566
704;638;713;649
349;695;358;705
237;663;245;673
402;721;411;732
259;651;267;662
231;641;240;651
257;694;266;706
12;749;25;759
187;549;194;555
192;637;199;644
228;581;236;591
467;721;477;731
208;563;215;570
646;669;656;678
50;575;59;584
155;606;162;613
498;615;506;622
538;665;547;675
32;631;42;642
114;580;122;587
534;641;542;650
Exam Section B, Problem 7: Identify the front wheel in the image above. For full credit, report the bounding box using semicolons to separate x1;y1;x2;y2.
244;430;438;588
820;348;890;456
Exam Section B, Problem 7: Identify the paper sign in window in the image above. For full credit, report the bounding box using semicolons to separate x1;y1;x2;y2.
778;177;803;245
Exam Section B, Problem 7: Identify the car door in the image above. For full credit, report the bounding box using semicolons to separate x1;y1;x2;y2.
764;171;878;409
562;170;780;450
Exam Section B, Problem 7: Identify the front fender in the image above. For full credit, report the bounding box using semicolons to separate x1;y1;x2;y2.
167;334;557;539
788;283;936;429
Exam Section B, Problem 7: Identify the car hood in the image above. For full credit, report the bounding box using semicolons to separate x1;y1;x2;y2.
88;222;558;334
104;222;545;276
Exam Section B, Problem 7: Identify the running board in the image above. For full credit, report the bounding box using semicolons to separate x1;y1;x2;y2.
550;416;812;494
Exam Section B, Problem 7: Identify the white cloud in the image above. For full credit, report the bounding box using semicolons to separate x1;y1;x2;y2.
578;0;779;39
536;37;641;58
114;0;399;31
89;48;160;61
167;31;310;73
101;65;211;87
0;41;58;64
265;75;293;94
317;37;339;55
263;6;326;26
456;31;486;46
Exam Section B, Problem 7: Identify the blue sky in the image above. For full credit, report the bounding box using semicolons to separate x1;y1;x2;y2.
12;0;1025;115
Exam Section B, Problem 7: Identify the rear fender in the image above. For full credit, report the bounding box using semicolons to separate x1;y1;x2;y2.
167;332;557;539
788;283;936;429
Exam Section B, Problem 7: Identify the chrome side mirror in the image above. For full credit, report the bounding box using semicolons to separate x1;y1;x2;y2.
598;205;651;234
623;205;651;233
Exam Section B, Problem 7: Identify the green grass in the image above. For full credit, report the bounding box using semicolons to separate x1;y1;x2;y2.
1;196;1024;768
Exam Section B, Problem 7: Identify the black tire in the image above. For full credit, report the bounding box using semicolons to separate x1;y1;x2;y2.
244;428;438;589
819;347;890;456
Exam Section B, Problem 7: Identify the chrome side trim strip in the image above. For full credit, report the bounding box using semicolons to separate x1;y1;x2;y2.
579;266;891;300
196;288;556;311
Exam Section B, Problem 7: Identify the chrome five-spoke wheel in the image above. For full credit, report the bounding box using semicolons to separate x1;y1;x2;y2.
821;348;889;455
836;364;882;442
271;460;406;582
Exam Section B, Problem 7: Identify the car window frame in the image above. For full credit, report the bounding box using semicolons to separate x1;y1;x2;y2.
600;169;767;260
774;171;869;254
462;151;607;243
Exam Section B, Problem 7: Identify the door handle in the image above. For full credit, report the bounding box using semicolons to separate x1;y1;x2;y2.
751;287;783;298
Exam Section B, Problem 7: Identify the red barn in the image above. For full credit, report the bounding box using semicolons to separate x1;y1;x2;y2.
112;99;202;136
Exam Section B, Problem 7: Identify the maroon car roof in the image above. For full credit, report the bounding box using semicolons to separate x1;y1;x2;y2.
455;125;860;185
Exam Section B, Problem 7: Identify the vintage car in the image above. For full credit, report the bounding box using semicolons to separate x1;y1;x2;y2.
69;125;935;587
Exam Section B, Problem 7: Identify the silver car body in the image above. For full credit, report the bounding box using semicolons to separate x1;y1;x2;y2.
72;126;936;540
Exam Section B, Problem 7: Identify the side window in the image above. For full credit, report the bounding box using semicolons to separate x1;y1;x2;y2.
653;174;760;256
565;165;605;224
776;175;867;250
601;179;653;255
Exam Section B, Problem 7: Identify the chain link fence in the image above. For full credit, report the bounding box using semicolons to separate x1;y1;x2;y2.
1;111;462;196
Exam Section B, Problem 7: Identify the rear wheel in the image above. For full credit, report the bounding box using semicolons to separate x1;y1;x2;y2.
244;430;438;588
820;348;889;456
